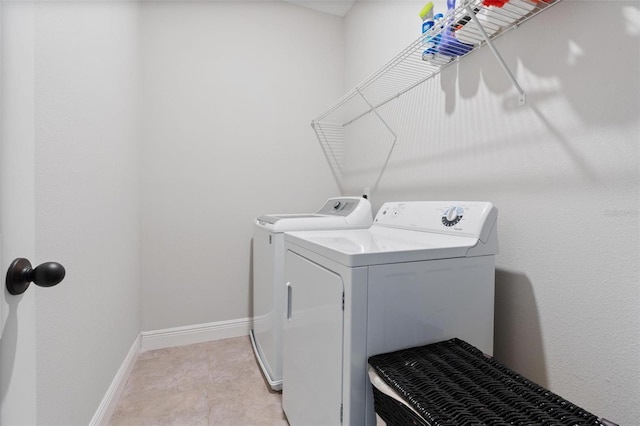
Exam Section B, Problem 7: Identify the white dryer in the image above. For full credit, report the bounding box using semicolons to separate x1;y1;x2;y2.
282;201;498;426
251;196;373;391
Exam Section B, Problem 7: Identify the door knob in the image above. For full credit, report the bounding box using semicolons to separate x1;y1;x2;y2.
5;258;66;295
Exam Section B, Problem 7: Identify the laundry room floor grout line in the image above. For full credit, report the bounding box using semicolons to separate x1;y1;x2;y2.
107;336;289;426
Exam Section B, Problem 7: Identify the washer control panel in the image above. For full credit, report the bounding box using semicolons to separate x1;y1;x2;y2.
316;197;366;217
374;201;497;240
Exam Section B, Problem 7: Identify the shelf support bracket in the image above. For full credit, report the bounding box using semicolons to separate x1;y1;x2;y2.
311;120;345;193
464;1;527;105
355;87;398;193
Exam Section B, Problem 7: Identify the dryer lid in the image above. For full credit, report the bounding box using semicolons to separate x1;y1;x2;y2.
284;201;498;267
285;227;478;267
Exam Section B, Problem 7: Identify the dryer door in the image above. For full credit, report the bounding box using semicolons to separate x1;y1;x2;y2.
282;250;344;426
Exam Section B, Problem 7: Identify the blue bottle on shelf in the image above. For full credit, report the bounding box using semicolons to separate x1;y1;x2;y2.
422;13;451;66
437;0;474;58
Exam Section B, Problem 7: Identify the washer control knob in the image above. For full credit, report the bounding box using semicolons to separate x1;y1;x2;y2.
333;201;342;210
442;206;463;227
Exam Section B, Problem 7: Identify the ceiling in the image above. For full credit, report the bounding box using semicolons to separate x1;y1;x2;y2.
282;0;357;17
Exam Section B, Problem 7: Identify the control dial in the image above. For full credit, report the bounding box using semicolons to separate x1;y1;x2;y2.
442;206;464;227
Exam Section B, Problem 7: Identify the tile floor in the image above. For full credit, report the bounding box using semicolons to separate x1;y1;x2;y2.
108;336;289;426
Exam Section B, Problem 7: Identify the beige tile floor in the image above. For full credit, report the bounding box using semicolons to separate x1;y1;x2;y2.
108;336;289;426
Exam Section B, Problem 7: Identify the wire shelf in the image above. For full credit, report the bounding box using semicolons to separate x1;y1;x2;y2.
312;0;562;193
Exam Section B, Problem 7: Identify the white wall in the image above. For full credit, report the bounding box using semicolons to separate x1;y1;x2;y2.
344;0;639;423
1;3;38;424
3;1;343;423
33;3;141;423
4;0;635;423
139;1;342;330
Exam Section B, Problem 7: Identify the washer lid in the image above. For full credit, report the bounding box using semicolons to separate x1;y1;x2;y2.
255;196;373;232
257;214;324;224
257;215;353;232
285;227;480;267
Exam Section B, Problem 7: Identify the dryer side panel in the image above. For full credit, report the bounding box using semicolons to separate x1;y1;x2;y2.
282;250;344;426
367;255;495;357
252;226;283;384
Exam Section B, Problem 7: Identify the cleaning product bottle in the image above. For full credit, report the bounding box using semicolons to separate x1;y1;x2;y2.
422;13;451;66
480;0;524;29
419;1;435;37
420;2;446;66
436;0;473;57
419;1;435;50
501;0;536;23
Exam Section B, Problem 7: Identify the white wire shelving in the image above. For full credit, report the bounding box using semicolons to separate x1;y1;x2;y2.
312;0;562;193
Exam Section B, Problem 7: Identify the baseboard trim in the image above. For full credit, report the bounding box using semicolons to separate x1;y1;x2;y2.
91;318;251;425
89;335;141;426
139;317;252;352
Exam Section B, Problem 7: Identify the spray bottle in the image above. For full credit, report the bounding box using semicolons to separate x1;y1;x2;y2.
419;1;435;37
420;3;444;65
422;13;451;66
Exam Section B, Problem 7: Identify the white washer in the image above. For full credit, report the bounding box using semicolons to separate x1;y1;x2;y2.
282;201;498;426
251;196;373;391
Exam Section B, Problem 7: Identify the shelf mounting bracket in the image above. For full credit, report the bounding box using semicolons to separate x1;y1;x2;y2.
464;1;527;105
311;120;345;194
356;87;398;193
